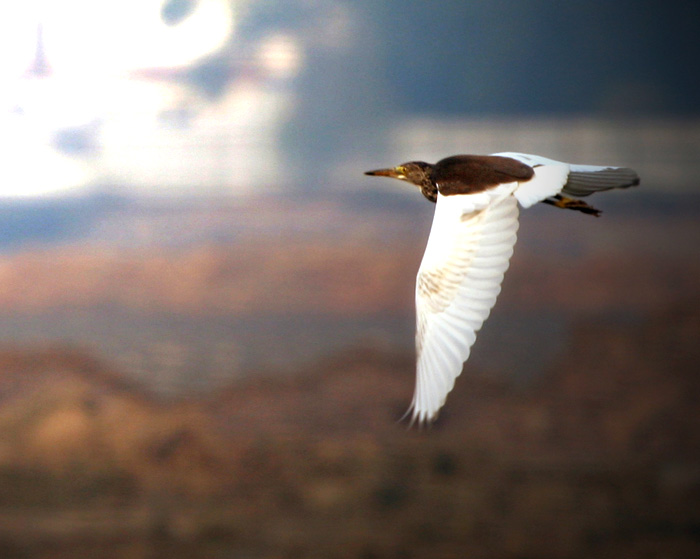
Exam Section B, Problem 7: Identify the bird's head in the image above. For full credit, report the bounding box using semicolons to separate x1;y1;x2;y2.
365;161;433;187
365;161;437;202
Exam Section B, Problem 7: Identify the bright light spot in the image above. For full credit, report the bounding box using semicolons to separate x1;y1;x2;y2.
0;3;38;78
43;0;235;75
0;0;236;198
257;34;302;79
0;114;93;198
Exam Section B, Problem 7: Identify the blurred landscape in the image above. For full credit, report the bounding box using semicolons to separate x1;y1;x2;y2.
0;188;698;558
1;1;699;557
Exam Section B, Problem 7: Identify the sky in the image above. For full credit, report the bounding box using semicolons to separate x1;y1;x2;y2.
367;1;699;116
0;0;697;198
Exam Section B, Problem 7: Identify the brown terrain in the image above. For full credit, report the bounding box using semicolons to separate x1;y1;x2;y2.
0;193;698;558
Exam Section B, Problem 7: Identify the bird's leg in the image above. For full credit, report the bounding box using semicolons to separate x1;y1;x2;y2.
543;195;601;217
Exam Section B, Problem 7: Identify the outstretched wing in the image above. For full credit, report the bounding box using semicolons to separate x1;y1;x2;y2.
411;183;519;424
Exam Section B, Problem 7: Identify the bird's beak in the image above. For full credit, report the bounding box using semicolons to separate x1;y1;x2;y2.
365;167;405;179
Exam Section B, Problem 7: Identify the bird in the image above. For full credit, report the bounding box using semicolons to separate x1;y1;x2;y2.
365;152;639;425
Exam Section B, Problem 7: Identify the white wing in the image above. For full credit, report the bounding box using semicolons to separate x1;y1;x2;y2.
411;183;519;424
513;163;570;208
496;152;639;199
408;152;637;424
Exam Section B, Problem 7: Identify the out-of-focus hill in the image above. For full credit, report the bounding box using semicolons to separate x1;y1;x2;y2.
0;301;697;558
0;191;697;557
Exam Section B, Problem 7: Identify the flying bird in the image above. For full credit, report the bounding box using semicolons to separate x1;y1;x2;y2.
365;152;639;425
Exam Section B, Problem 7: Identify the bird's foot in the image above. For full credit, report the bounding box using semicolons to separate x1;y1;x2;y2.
544;195;601;217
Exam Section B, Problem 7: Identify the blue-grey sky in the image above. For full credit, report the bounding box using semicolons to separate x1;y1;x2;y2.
264;0;698;184
345;1;698;116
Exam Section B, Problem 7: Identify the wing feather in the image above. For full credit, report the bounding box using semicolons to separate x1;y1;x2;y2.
495;152;639;200
564;165;640;197
411;184;520;424
512;164;571;208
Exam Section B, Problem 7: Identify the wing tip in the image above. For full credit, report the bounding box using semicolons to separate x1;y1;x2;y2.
399;405;438;429
400;396;443;429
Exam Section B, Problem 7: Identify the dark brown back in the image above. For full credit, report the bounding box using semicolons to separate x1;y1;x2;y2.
433;155;534;196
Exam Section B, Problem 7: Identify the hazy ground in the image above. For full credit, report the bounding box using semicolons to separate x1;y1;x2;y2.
0;189;697;558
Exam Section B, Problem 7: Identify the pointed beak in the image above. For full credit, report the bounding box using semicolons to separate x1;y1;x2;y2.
365;167;403;179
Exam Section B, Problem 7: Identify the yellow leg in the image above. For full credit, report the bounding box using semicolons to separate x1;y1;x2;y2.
544;195;601;217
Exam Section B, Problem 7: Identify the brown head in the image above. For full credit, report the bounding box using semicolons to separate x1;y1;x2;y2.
365;161;437;202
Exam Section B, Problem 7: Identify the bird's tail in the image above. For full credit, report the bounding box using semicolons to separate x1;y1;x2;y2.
563;165;640;198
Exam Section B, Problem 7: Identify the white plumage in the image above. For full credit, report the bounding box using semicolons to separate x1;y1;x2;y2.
412;185;520;423
366;152;639;425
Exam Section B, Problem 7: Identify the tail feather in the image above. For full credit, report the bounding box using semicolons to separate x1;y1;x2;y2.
564;166;640;197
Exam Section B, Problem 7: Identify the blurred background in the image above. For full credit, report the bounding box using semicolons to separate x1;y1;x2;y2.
0;1;698;557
